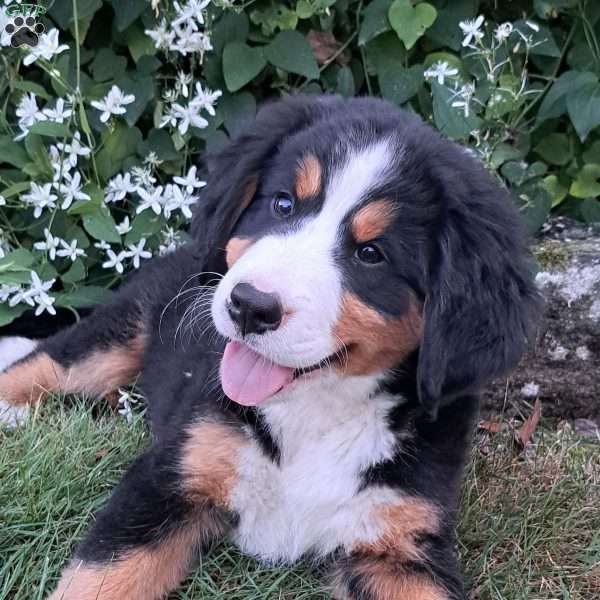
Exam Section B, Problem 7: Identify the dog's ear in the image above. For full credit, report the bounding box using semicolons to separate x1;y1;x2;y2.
191;95;336;273
417;146;542;418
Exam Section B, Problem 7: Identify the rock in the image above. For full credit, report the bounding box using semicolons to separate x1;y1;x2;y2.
482;217;600;424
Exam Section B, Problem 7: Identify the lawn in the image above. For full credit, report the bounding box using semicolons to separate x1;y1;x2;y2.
0;400;598;600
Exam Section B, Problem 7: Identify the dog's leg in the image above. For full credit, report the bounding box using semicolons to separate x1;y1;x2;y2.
48;419;245;600
331;538;466;600
0;292;147;408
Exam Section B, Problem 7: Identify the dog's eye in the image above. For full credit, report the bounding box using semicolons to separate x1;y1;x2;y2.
272;192;295;218
355;244;385;265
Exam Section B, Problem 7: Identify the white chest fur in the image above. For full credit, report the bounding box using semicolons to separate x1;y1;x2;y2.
229;375;404;563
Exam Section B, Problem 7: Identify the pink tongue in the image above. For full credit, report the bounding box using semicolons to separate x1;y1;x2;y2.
220;341;295;406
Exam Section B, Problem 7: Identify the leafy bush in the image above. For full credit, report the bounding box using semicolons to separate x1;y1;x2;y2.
1;0;599;326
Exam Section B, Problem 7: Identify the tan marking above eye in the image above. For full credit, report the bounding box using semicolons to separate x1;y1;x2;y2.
351;199;397;244
295;154;322;199
225;237;253;268
332;292;422;376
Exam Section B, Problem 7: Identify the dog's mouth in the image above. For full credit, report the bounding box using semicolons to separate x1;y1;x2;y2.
219;340;348;407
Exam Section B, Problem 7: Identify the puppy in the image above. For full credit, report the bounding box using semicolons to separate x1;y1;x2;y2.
0;95;541;600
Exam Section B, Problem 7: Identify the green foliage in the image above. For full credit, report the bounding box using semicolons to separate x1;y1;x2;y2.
1;0;600;326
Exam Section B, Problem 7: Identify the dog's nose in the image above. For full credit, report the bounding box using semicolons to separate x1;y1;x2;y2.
227;283;283;336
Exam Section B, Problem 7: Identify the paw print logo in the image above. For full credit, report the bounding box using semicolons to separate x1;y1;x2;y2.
5;16;45;48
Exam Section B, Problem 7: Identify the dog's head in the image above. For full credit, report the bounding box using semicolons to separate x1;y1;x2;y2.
195;95;541;415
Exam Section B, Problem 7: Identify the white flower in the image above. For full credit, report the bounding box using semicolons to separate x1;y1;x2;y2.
451;83;476;117
94;240;111;251
173;165;206;194
56;132;91;169
172;0;211;29
424;61;459;85
176;71;193;98
145;19;176;50
170;23;212;56
520;382;539;398
23;182;57;218
91;85;136;123
191;82;222;116
34;292;57;316
459;15;485;47
117;388;141;424
56;238;86;262
125;238;152;269
102;249;128;274
16;93;47;128
494;22;513;43
0;195;5;206
57;171;90;210
33;228;61;260
526;20;540;32
0;13;12;48
116;216;132;235
10;271;57;315
43;98;73;123
105;172;137;203
165;184;198;219
23;29;69;66
173;102;208;135
137;186;164;215
159;105;178;130
131;166;156;189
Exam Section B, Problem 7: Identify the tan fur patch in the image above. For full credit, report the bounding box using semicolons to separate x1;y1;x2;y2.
0;334;146;406
295;154;322;199
180;421;247;507
351;199;397;243
356;497;439;562
332;293;422;376
225;237;253;268
48;524;217;600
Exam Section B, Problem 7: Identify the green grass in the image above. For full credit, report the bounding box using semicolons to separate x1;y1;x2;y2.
1;401;599;599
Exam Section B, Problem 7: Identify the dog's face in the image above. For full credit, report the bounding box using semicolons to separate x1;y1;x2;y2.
202;96;540;411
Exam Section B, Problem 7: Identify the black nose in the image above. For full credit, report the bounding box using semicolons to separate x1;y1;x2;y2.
227;283;283;336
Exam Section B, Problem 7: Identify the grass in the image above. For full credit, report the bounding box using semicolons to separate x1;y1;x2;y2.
0;401;598;600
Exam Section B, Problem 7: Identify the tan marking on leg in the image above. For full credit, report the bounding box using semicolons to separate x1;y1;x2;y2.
179;421;247;507
351;199;397;243
333;292;422;376
48;524;220;600
355;497;439;562
0;334;146;406
225;237;253;268
295;154;322;199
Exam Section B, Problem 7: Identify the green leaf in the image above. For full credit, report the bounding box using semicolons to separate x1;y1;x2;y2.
490;143;526;169
336;67;356;97
534;0;578;20
82;211;121;244
431;82;479;140
0;181;31;199
513;21;561;57
61;258;86;284
28;121;70;138
90;48;128;82
581;198;600;223
222;42;267;92
137;129;180;162
14;81;51;101
388;0;437;50
124;22;157;63
68;184;103;215
115;73;155;127
212;12;250;55
359;0;391;46
0;249;35;272
49;0;101;28
582;140;600;164
534;133;573;165
537;71;597;123
96;123;142;181
264;31;320;79
566;81;600;141
220;93;257;138
24;134;52;175
425;0;474;51
0;304;28;327
125;211;164;245
518;184;552;233
366;32;406;75
569;164;600;198
0;137;29;169
379;65;423;105
56;286;113;309
110;0;148;32
542;174;569;206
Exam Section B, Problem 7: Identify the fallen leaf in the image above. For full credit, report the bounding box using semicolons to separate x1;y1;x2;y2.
306;30;349;66
95;448;109;461
517;399;542;447
573;418;600;439
478;420;506;433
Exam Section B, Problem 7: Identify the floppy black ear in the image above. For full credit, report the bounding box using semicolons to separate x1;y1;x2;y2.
417;145;543;418
191;94;341;273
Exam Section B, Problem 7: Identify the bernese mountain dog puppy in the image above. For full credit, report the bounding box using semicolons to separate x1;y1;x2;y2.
0;95;541;600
